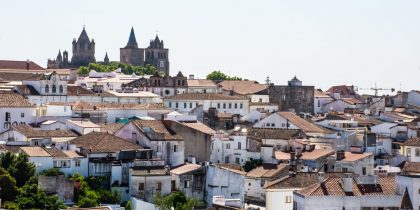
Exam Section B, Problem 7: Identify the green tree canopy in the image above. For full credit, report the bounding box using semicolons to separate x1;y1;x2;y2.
153;191;200;210
206;70;242;81
243;158;263;172
5;183;65;210
0;167;18;202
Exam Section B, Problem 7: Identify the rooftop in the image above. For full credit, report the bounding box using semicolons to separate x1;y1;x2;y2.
247;128;303;140
69;132;140;153
132;120;182;141
218;80;267;95
246;164;289;179
20;146;51;157
187;79;217;87
401;137;420;147
165;93;245;101
12;124;77;138
275;149;335;161
67;120;101;128
278;112;331;134
171;163;202;175
338;152;373;162
0;60;44;71
0;91;33;107
180;121;215;135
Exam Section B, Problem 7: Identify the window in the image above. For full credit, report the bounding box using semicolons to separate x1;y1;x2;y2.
59;85;64;93
225;156;229;163
174;144;178;152
362;167;366;175
138;183;145;191
285;196;292;203
271;123;275;127
189;103;192;108
178;80;181;86
194;175;203;190
234;103;237;109
5;112;10;122
223;103;226;109
175;102;179;109
184;102;187;108
266;123;270;127
238;142;241;149
342;167;348;173
45;85;49;93
52;85;56;93
156;182;162;191
317;100;321;107
416;149;420;157
240;103;243;109
226;143;230;149
229;103;232;109
21;113;24;118
75;160;81;167
235;157;240;164
169;102;172;107
407;148;412;157
217;103;220;109
184;180;190;188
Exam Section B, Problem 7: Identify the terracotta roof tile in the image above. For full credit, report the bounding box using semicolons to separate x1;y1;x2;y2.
275;149;335;161
0;91;33;107
132;120;183;141
401;161;420;174
219;80;267;95
402;137;420;147
0;60;44;70
247;128;303;140
180;122;215;135
69;132;140;153
338;152;373;162
20;146;51;157
13;124;77;138
246;164;289;179
278;112;330;134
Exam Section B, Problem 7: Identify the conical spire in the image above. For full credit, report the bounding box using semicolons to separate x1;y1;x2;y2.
104;52;109;64
77;26;90;43
56;50;62;62
126;27;138;48
401;187;413;210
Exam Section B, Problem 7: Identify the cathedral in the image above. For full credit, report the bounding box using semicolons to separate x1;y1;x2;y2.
48;27;97;69
120;27;170;75
48;26;170;76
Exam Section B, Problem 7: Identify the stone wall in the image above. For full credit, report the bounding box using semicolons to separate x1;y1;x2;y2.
38;175;74;202
268;85;314;114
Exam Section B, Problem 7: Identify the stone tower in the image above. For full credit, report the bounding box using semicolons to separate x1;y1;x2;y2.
145;35;169;75
56;50;63;63
120;27;144;66
71;26;96;67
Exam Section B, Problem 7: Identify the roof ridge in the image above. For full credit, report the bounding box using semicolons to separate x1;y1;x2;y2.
308;176;330;196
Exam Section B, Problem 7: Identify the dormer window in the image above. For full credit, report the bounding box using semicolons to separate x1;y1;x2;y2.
45;85;49;93
59;85;64;93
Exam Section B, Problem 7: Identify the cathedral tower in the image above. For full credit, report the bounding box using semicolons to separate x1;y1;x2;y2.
71;26;96;67
145;35;169;75
120;27;145;66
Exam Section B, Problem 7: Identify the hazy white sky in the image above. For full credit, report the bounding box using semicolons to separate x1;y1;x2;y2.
1;0;419;94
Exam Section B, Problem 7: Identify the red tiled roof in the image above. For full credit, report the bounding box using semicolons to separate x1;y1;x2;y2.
69;132;140;153
219;80;267;95
278;112;331;134
187;79;217;87
0;60;44;70
0;91;33;107
296;176;397;197
246;164;289;179
132;120;183;141
165;93;245;101
171;163;202;175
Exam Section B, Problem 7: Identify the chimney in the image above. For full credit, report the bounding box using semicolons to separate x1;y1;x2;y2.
318;172;324;183
26;59;30;70
343;173;353;193
189;75;194;80
336;150;345;161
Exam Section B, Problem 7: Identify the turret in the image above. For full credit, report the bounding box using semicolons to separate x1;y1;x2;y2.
126;27;138;48
56;50;62;63
104;52;109;64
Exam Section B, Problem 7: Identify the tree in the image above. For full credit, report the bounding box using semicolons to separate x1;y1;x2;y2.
8;154;35;187
8;184;66;210
206;70;242;81
153;191;200;210
243;158;263;172
40;168;64;176
125;200;132;210
0;167;18;202
0;151;15;170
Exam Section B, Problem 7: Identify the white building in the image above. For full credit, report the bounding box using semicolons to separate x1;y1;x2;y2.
205;164;246;207
0;91;36;133
163;93;249;116
170;163;206;201
407;90;420;106
67;119;101;135
313;90;334;115
323;98;366;113
76;69;142;91
186;79;219;93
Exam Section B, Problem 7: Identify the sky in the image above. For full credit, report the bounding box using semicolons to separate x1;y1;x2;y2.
0;0;419;94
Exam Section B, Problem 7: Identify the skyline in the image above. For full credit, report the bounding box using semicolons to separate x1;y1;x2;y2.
1;0;419;94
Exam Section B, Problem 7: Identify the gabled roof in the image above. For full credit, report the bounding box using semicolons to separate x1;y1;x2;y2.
12;125;77;138
0;91;33;107
296;176;397;197
165;93;245;101
20;146;51;157
69;132;140;153
180;122;215;135
218;80;267;95
0;60;44;70
402;137;420;147
275;149;335;161
247;128;303;140
278;112;330;134
340;98;365;105
401;161;420;174
401;187;413;209
132;120;182;141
